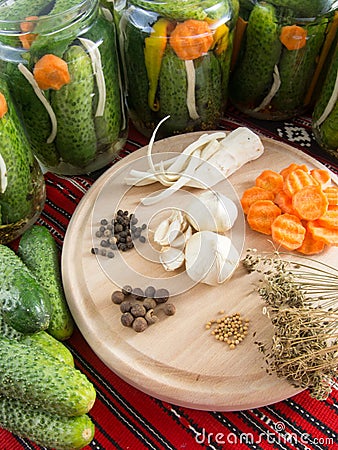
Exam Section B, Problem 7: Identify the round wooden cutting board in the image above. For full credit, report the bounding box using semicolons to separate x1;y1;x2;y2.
62;131;338;411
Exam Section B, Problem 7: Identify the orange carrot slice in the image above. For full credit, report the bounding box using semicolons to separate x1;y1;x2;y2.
297;228;326;255
240;186;275;215
323;186;338;206
247;200;281;235
19;16;38;49
308;220;338;246
280;163;308;179
274;190;296;215
292;186;328;221
33;54;71;90
271;213;306;251
310;168;331;186
0;92;8;118
283;168;317;197
317;209;338;229
169;20;213;60
280;25;307;51
255;169;284;194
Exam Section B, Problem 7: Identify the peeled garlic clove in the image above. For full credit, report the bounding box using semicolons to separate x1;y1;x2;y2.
153;218;171;246
160;247;185;271
170;224;193;250
185;191;238;233
185;231;239;285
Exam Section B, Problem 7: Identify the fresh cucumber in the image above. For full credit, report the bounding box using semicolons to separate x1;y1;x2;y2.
0;337;96;416
230;2;282;107
0;244;52;334
0;395;95;450
18;225;74;341
51;45;97;167
21;331;74;367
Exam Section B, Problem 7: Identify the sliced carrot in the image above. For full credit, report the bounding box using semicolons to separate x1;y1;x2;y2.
308;220;338;246
283;168;317;197
255;169;284;194
310;168;331;186
240;186;274;215
280;25;307;51
0;92;8;118
33;54;71;90
329;205;338;211
169;19;213;60
20;16;39;33
280;163;308;179
271;213;306;251
297;228;326;255
292;186;328;221
247;200;281;235
317;209;338;229
274;190;296;215
323;186;338;206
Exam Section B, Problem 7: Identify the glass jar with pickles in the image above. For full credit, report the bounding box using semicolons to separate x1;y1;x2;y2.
115;0;239;138
0;76;45;244
230;0;338;120
312;37;338;161
0;0;127;175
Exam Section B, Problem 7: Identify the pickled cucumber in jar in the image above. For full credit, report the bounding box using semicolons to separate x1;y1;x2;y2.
312;39;338;161
230;0;338;120
115;0;239;138
0;0;127;175
0;77;45;244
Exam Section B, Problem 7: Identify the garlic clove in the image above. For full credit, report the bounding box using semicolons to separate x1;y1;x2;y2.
160;247;185;271
185;191;238;233
185;231;239;285
170;224;193;250
153;218;171;246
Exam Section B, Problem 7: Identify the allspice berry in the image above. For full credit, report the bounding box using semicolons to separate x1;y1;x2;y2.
132;317;148;332
111;290;125;305
121;312;134;327
163;303;176;316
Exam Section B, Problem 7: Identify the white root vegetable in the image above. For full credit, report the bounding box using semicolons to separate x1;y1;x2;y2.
314;70;338;127
185;231;240;286
185;60;199;120
253;65;281;113
125;124;264;204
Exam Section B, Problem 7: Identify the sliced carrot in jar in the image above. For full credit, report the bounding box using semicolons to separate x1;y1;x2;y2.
247;200;281;235
0;92;8;118
33;54;71;90
280;25;307;51
169;19;213;60
271;213;306;251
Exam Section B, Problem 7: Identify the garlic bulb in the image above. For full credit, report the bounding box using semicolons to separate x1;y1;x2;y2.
185;191;238;233
185;231;240;286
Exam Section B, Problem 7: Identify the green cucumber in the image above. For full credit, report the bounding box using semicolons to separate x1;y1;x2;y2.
5;63;60;168
158;47;190;134
230;2;282;107
130;0;207;20
0;337;96;416
195;52;222;128
0;396;95;450
123;18;154;128
271;19;328;112
0;78;39;224
51;45;97;167
21;331;75;366
265;0;336;18
18;225;74;341
0;313;74;365
83;13;122;146
0;244;52;334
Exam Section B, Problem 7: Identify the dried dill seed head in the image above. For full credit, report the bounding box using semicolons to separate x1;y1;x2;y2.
243;249;338;400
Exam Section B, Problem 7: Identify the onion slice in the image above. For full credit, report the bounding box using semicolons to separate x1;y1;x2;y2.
0;153;7;194
315;70;338;127
185;60;199;120
18;63;57;144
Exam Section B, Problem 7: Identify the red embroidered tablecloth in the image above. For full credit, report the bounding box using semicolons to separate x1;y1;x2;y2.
1;106;337;450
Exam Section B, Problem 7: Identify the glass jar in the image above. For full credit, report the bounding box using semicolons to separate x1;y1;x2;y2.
312;37;338;161
230;0;338;120
0;0;127;175
115;0;239;138
0;76;45;244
